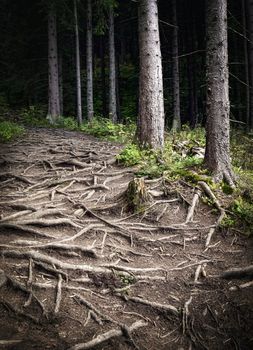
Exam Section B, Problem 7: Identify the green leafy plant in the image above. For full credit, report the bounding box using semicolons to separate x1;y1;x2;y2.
80;117;135;142
55;116;78;130
0;121;24;142
20;105;48;126
117;143;142;166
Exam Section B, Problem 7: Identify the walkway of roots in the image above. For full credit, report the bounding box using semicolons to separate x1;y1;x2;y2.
0;127;252;350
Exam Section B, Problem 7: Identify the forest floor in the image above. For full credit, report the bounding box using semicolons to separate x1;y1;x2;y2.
0;127;252;350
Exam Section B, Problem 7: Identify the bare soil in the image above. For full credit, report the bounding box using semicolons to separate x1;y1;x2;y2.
0;127;252;350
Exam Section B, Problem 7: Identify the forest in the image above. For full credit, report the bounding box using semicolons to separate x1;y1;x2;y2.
0;0;253;349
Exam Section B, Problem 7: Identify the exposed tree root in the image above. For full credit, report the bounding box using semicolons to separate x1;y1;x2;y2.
54;274;63;314
74;294;116;324
229;280;253;291
67;320;146;350
12;218;81;228
121;295;178;315
1;250;111;273
6;241;98;258
0;301;40;323
185;188;201;223
221;265;253;279
198;181;225;249
76;203;132;243
0;223;55;238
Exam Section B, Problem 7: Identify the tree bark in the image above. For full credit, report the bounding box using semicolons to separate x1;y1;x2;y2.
108;5;117;123
246;0;253;131
137;0;164;149
242;0;250;129
86;0;94;121
58;53;63;116
205;0;234;185
171;0;181;131
74;0;82;126
100;36;107;117
48;5;60;123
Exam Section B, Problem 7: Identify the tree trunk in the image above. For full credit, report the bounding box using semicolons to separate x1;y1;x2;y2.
58;53;63;116
242;0;250;129
171;0;181;131
108;5;117;123
137;0;164;149
246;0;253;131
86;0;94;121
74;0;82;126
100;36;107;117
48;5;60;123
205;0;234;185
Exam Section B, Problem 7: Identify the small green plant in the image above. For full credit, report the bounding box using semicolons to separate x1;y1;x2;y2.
20;105;48;126
119;274;136;286
55;116;78;130
0;121;24;142
220;214;236;228
117;143;142;166
80;117;135;142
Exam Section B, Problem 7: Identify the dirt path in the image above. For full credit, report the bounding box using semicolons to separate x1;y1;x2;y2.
0;127;252;350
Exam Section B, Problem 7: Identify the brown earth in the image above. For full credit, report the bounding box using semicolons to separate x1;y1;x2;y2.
0;127;252;350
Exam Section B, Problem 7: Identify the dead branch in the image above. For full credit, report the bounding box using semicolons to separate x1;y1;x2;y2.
67;320;146;350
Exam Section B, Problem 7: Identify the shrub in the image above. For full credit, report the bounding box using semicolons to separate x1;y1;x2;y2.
0;121;24;142
80;117;135;143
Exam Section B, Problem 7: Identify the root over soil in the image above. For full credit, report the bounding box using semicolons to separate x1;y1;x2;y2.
0;127;252;350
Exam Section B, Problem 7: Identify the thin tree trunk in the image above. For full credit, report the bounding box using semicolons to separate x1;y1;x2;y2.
100;36;107;117
242;0;250;129
205;0;234;185
246;0;253;131
86;0;94;121
137;0;164;149
108;5;117;123
171;0;181;130
58;53;63;116
48;5;60;123
74;0;82;126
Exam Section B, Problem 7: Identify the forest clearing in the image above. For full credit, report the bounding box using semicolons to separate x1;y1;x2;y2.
0;127;252;350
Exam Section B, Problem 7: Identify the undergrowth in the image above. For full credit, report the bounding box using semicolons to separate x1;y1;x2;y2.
118;125;206;180
0;121;25;142
80;118;135;142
